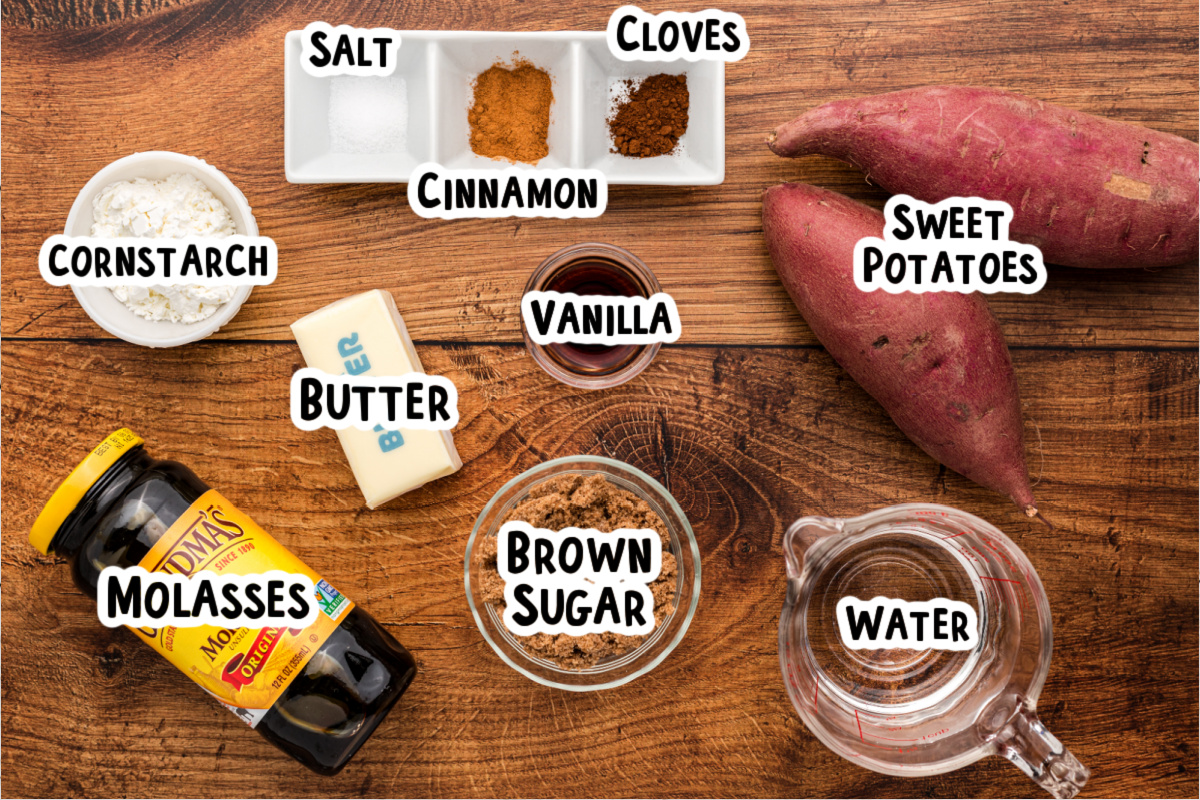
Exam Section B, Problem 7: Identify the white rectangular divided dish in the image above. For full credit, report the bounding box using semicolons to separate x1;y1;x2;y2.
284;31;724;185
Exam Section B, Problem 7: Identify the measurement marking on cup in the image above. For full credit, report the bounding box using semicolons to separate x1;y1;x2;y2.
833;743;864;759
874;733;922;742
855;709;899;721
813;683;819;712
854;709;952;746
939;530;972;540
980;534;1020;572
888;728;948;746
980;575;1028;622
952;541;985;567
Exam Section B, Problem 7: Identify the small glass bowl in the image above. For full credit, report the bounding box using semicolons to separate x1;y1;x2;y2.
465;456;700;691
521;243;663;390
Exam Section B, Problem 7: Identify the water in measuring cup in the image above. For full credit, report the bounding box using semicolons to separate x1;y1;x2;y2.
805;528;990;713
783;506;1087;797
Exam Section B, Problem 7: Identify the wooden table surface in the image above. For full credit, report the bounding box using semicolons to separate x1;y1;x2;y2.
2;1;1197;798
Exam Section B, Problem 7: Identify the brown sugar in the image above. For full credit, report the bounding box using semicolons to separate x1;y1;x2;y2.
468;60;553;164
478;474;678;669
608;73;690;158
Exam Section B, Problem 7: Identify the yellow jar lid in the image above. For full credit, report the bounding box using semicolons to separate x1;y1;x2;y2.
30;428;144;555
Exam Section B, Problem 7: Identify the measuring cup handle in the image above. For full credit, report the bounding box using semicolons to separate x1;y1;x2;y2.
782;516;843;580
997;708;1090;799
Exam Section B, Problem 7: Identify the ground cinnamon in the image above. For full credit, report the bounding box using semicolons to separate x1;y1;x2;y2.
608;73;690;158
468;60;553;164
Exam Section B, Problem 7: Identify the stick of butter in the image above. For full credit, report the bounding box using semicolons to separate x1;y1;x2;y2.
291;290;463;508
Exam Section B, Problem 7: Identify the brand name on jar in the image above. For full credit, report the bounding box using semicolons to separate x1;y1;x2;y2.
146;501;248;576
837;595;980;651
522;291;682;346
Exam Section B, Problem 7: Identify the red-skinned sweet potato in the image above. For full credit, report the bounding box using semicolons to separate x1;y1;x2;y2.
762;182;1038;515
768;86;1199;269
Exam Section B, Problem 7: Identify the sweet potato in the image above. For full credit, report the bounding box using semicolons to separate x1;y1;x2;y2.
768;86;1199;269
762;182;1038;515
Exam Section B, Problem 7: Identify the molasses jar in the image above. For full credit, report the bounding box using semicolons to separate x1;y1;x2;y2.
29;429;417;775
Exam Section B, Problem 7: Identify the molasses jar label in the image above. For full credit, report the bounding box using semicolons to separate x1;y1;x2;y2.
129;489;354;728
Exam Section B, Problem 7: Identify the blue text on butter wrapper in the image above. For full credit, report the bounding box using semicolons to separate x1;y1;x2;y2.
337;332;404;453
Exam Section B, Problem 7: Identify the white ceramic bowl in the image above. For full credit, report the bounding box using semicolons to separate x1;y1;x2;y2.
64;151;257;348
284;31;724;185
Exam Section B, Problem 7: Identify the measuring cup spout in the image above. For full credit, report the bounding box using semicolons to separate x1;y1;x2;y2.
994;706;1090;798
782;516;844;581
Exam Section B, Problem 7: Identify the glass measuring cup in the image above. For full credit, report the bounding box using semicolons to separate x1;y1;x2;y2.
779;504;1089;798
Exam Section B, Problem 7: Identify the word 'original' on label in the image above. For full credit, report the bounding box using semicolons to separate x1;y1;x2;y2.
408;164;607;220
522;291;682;346
300;21;402;77
496;521;662;637
39;235;278;288
854;196;1047;294
98;567;319;629
290;367;459;432
836;595;980;651
607;5;749;62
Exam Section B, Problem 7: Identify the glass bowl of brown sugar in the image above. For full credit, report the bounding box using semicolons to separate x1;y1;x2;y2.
465;456;701;691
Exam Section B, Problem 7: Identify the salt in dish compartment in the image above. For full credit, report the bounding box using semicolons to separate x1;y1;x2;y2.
284;31;436;182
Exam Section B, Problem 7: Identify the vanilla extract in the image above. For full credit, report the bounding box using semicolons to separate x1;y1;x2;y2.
542;255;649;376
523;244;669;389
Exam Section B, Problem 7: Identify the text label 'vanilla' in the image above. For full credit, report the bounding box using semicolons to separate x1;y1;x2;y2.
522;291;682;346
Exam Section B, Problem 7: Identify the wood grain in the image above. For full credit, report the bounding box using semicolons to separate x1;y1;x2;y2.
1;341;1196;798
2;1;1197;346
